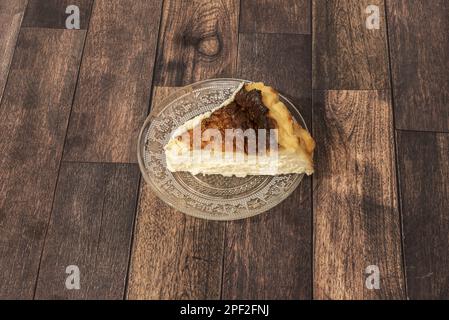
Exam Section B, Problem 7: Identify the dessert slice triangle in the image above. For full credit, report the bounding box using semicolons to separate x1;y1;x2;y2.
164;82;315;177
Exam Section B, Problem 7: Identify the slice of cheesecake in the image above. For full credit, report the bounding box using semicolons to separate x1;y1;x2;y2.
164;82;315;177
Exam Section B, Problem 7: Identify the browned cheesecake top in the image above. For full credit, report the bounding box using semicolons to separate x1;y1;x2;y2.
202;87;276;133
178;87;277;152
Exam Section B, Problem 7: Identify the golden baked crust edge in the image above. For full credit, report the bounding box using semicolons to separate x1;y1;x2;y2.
245;82;315;173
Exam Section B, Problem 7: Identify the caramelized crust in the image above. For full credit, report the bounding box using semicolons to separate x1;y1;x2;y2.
245;82;315;160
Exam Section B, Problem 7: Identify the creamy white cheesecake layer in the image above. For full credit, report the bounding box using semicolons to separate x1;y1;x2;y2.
165;139;313;177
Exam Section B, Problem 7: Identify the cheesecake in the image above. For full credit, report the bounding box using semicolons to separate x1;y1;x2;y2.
164;82;315;177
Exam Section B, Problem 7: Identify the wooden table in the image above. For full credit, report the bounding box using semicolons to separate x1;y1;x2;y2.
0;0;448;300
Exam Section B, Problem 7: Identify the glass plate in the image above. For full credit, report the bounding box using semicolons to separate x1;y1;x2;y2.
137;78;308;221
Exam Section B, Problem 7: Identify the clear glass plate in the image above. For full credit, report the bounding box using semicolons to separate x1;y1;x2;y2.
137;78;308;220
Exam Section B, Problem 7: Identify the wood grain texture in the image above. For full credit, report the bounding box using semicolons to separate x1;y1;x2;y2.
22;0;93;29
240;0;310;34
63;0;162;163
127;87;225;300
0;0;27;102
34;162;140;299
0;29;85;299
313;0;389;90
313;90;405;299
154;0;239;86
222;33;312;299
223;178;312;299
397;131;449;299
387;0;449;132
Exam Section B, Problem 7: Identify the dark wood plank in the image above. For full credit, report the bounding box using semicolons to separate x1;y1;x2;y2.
127;87;225;300
313;90;405;299
154;0;239;86
397;131;449;299
313;0;389;90
0;29;85;299
34;162;140;299
240;0;310;34
387;0;449;132
126;2;239;296
221;33;312;299
63;0;163;163
223;179;312;299
22;0;93;29
0;0;27;102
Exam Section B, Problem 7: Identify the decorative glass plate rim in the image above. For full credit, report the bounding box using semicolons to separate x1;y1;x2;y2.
137;78;309;221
